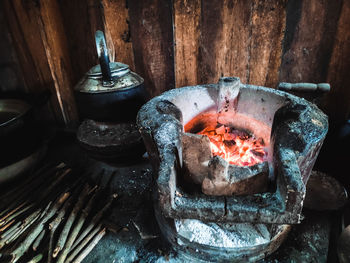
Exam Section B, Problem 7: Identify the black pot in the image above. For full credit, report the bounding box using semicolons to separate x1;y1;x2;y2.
0;99;39;167
75;74;147;122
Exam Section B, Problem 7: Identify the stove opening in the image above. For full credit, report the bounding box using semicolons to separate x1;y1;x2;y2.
194;123;267;167
182;110;272;196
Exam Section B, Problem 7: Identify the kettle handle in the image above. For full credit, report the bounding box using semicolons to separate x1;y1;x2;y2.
95;30;114;87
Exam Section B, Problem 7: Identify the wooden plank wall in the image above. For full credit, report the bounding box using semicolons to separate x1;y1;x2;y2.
1;0;350;125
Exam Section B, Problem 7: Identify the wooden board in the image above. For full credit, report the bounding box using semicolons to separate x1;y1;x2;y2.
175;0;286;89
248;0;287;88
198;0;252;84
3;0;65;123
279;0;342;83
36;0;78;126
128;0;175;98
102;0;135;69
325;0;350;122
2;0;350;123
58;0;104;85
173;0;201;88
3;0;52;93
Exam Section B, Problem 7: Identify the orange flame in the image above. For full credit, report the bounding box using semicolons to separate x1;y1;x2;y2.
198;124;267;166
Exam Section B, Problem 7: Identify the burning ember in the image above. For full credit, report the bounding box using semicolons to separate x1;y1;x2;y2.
197;124;267;166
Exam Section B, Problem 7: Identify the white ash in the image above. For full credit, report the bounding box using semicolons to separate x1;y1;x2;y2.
175;219;271;248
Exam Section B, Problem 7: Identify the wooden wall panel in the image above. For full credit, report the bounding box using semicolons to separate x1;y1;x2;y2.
178;0;286;89
102;0;135;69
325;0;350;122
0;7;26;93
248;0;286;88
198;0;251;84
128;0;175;98
36;0;78;126
279;0;342;83
3;0;67;123
2;0;350;123
58;0;104;85
174;0;201;88
3;0;52;93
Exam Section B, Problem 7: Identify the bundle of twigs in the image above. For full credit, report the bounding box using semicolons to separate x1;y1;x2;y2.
0;162;117;263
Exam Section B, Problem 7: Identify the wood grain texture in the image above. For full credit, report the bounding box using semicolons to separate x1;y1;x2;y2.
3;0;51;92
3;0;350;123
36;0;78;126
325;0;350;122
102;0;135;69
0;6;26;92
3;0;65;123
248;0;287;88
198;0;251;84
279;0;342;83
174;0;201;88
59;0;104;85
128;0;175;97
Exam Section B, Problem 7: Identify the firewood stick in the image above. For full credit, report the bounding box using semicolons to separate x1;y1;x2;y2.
0;163;66;211
4;203;49;248
69;193;117;252
53;184;90;258
23;209;42;227
0;162;61;204
56;187;99;263
27;253;43;263
47;194;73;263
48;232;55;263
66;224;102;263
87;185;98;195
0;166;70;220
10;192;69;263
32;229;45;251
37;168;72;203
71;228;106;263
1;204;33;228
0;220;15;232
0;202;27;224
0;221;21;239
1;210;42;249
5;205;49;248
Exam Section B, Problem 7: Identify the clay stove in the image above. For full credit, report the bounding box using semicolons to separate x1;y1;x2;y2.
137;77;328;261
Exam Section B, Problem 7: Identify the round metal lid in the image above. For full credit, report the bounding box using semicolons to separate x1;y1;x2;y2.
87;62;130;79
75;71;144;93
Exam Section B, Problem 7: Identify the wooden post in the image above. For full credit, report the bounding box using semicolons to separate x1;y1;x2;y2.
35;0;78;126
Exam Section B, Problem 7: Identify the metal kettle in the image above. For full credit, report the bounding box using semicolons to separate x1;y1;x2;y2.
74;31;147;122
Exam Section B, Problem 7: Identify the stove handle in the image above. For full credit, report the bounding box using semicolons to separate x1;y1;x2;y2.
278;82;330;93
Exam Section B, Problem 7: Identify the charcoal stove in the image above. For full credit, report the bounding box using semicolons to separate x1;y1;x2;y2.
137;77;328;262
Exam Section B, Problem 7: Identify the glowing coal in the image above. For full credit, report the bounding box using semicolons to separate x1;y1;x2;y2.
196;124;267;167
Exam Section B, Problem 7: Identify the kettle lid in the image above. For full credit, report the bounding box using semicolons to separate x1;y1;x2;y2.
74;31;144;93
